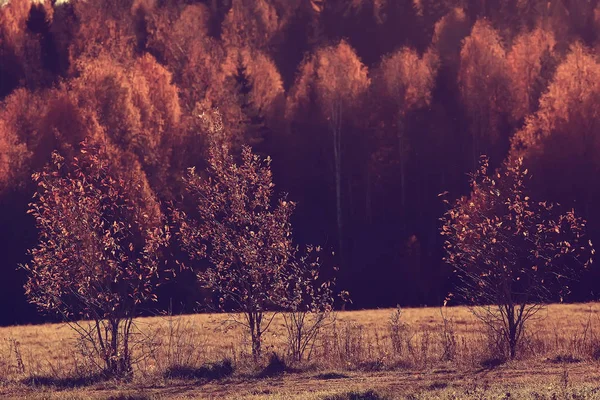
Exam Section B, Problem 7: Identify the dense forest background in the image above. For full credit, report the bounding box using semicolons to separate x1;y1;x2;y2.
2;0;600;325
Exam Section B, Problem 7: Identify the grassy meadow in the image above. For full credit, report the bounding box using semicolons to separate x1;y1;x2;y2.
1;303;600;399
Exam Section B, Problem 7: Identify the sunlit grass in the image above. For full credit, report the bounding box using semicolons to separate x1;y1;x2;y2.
0;303;599;398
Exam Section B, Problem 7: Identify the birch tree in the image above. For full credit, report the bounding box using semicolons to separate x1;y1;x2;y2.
286;40;369;260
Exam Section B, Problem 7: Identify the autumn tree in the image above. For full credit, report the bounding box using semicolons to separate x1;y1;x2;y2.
441;156;593;359
174;135;294;360
23;141;170;379
68;0;139;64
516;0;588;47
595;3;600;53
217;48;285;152
0;88;46;188
371;47;438;209
0;83;126;195
506;27;557;122
286;40;370;261
128;53;183;197
459;19;511;168
0;0;53;96
144;2;278;155
221;0;280;52
144;2;212;75
431;7;470;71
142;3;221;174
0;115;29;189
68;53;183;200
511;42;600;217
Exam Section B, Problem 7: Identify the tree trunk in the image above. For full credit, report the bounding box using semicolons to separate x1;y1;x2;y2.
109;319;119;375
398;117;407;211
507;306;518;359
249;312;262;361
102;318;132;379
332;103;344;263
365;166;372;224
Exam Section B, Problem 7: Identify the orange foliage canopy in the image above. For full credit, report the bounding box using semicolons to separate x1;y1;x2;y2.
287;40;370;122
431;7;470;69
222;0;280;51
506;27;556;122
512;42;600;155
459;19;511;162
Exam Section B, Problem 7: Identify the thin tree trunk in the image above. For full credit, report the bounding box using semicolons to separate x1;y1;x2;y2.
508;320;517;359
398;116;407;211
365;166;372;224
110;319;119;375
249;312;262;360
400;153;406;211
332;102;343;262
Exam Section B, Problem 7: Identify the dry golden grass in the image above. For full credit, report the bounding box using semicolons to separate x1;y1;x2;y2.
1;303;600;399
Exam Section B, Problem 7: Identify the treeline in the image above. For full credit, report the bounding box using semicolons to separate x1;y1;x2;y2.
2;0;600;324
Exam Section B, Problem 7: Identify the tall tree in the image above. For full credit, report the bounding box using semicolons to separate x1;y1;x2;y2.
129;53;183;198
370;47;438;210
459;19;511;168
144;2;212;71
0;113;29;190
68;53;183;198
0;0;52;96
221;0;280;52
511;42;600;217
219;48;285;152
506;27;557;123
431;7;471;72
286;40;370;263
69;0;139;64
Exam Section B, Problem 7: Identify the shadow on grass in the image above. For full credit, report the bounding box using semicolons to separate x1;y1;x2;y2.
315;372;350;380
479;357;506;370
23;372;108;388
547;354;582;364
322;390;389;400
427;381;448;390
164;358;234;381
258;353;295;378
354;360;385;372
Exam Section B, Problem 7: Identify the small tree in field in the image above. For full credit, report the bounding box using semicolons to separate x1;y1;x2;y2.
281;245;347;363
23;142;169;379
441;156;594;359
175;140;294;360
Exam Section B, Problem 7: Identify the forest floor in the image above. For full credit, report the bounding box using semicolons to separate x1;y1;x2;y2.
1;304;600;399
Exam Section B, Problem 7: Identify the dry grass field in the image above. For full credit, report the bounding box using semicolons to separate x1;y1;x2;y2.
1;303;600;399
